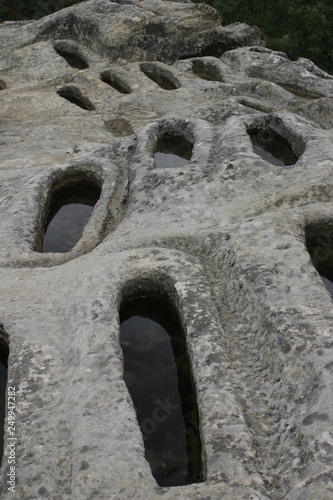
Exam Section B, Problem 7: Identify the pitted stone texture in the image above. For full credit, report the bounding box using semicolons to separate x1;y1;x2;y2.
0;0;332;498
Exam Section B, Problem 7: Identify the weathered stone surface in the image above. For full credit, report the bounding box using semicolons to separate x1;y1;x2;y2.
0;0;332;498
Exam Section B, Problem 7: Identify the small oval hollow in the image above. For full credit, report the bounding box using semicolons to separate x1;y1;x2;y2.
100;71;131;94
0;80;6;90
0;338;8;466
104;118;134;137
154;133;193;168
54;45;89;69
247;127;298;166
140;63;179;91
247;67;323;100
306;226;333;298
119;294;203;487
192;59;223;82
41;177;101;253
57;87;95;111
277;83;323;100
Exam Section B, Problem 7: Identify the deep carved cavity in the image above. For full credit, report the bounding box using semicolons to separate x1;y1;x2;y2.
247;127;298;166
53;43;89;69
119;294;203;487
40;176;101;253
100;71;132;94
140;63;180;90
306;226;333;297
154;133;193;168
57;87;95;111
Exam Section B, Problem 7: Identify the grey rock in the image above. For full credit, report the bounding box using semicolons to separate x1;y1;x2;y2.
0;0;332;498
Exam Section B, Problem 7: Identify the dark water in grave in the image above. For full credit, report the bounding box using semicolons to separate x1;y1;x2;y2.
154;134;193;168
252;144;286;166
248;128;297;166
42;183;100;253
307;239;333;298
321;276;333;297
0;349;8;465
120;297;203;487
154;152;189;168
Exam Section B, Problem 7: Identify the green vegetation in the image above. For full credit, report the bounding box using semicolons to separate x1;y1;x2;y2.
1;0;332;74
0;0;83;22
196;0;333;74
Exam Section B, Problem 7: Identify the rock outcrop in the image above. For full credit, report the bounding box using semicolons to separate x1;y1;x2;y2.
0;0;332;498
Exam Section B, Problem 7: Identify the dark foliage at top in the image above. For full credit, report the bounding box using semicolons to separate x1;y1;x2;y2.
1;0;332;74
195;0;333;74
0;0;82;22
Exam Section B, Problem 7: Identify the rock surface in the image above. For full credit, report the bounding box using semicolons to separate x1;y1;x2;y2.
0;0;332;498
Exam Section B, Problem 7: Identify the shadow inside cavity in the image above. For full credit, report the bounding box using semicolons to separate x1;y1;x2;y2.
248;127;298;166
154;134;193;168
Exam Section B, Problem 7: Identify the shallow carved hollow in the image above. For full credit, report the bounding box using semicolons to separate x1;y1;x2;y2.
277;82;323;100
192;59;223;82
38;174;102;254
119;288;203;487
104;118;134;136
247;67;324;100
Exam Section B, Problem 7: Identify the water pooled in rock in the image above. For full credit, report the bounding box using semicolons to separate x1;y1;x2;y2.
307;236;333;298
321;276;333;297
154;153;189;168
248;127;297;166
42;183;100;253
155;134;192;168
120;296;203;487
